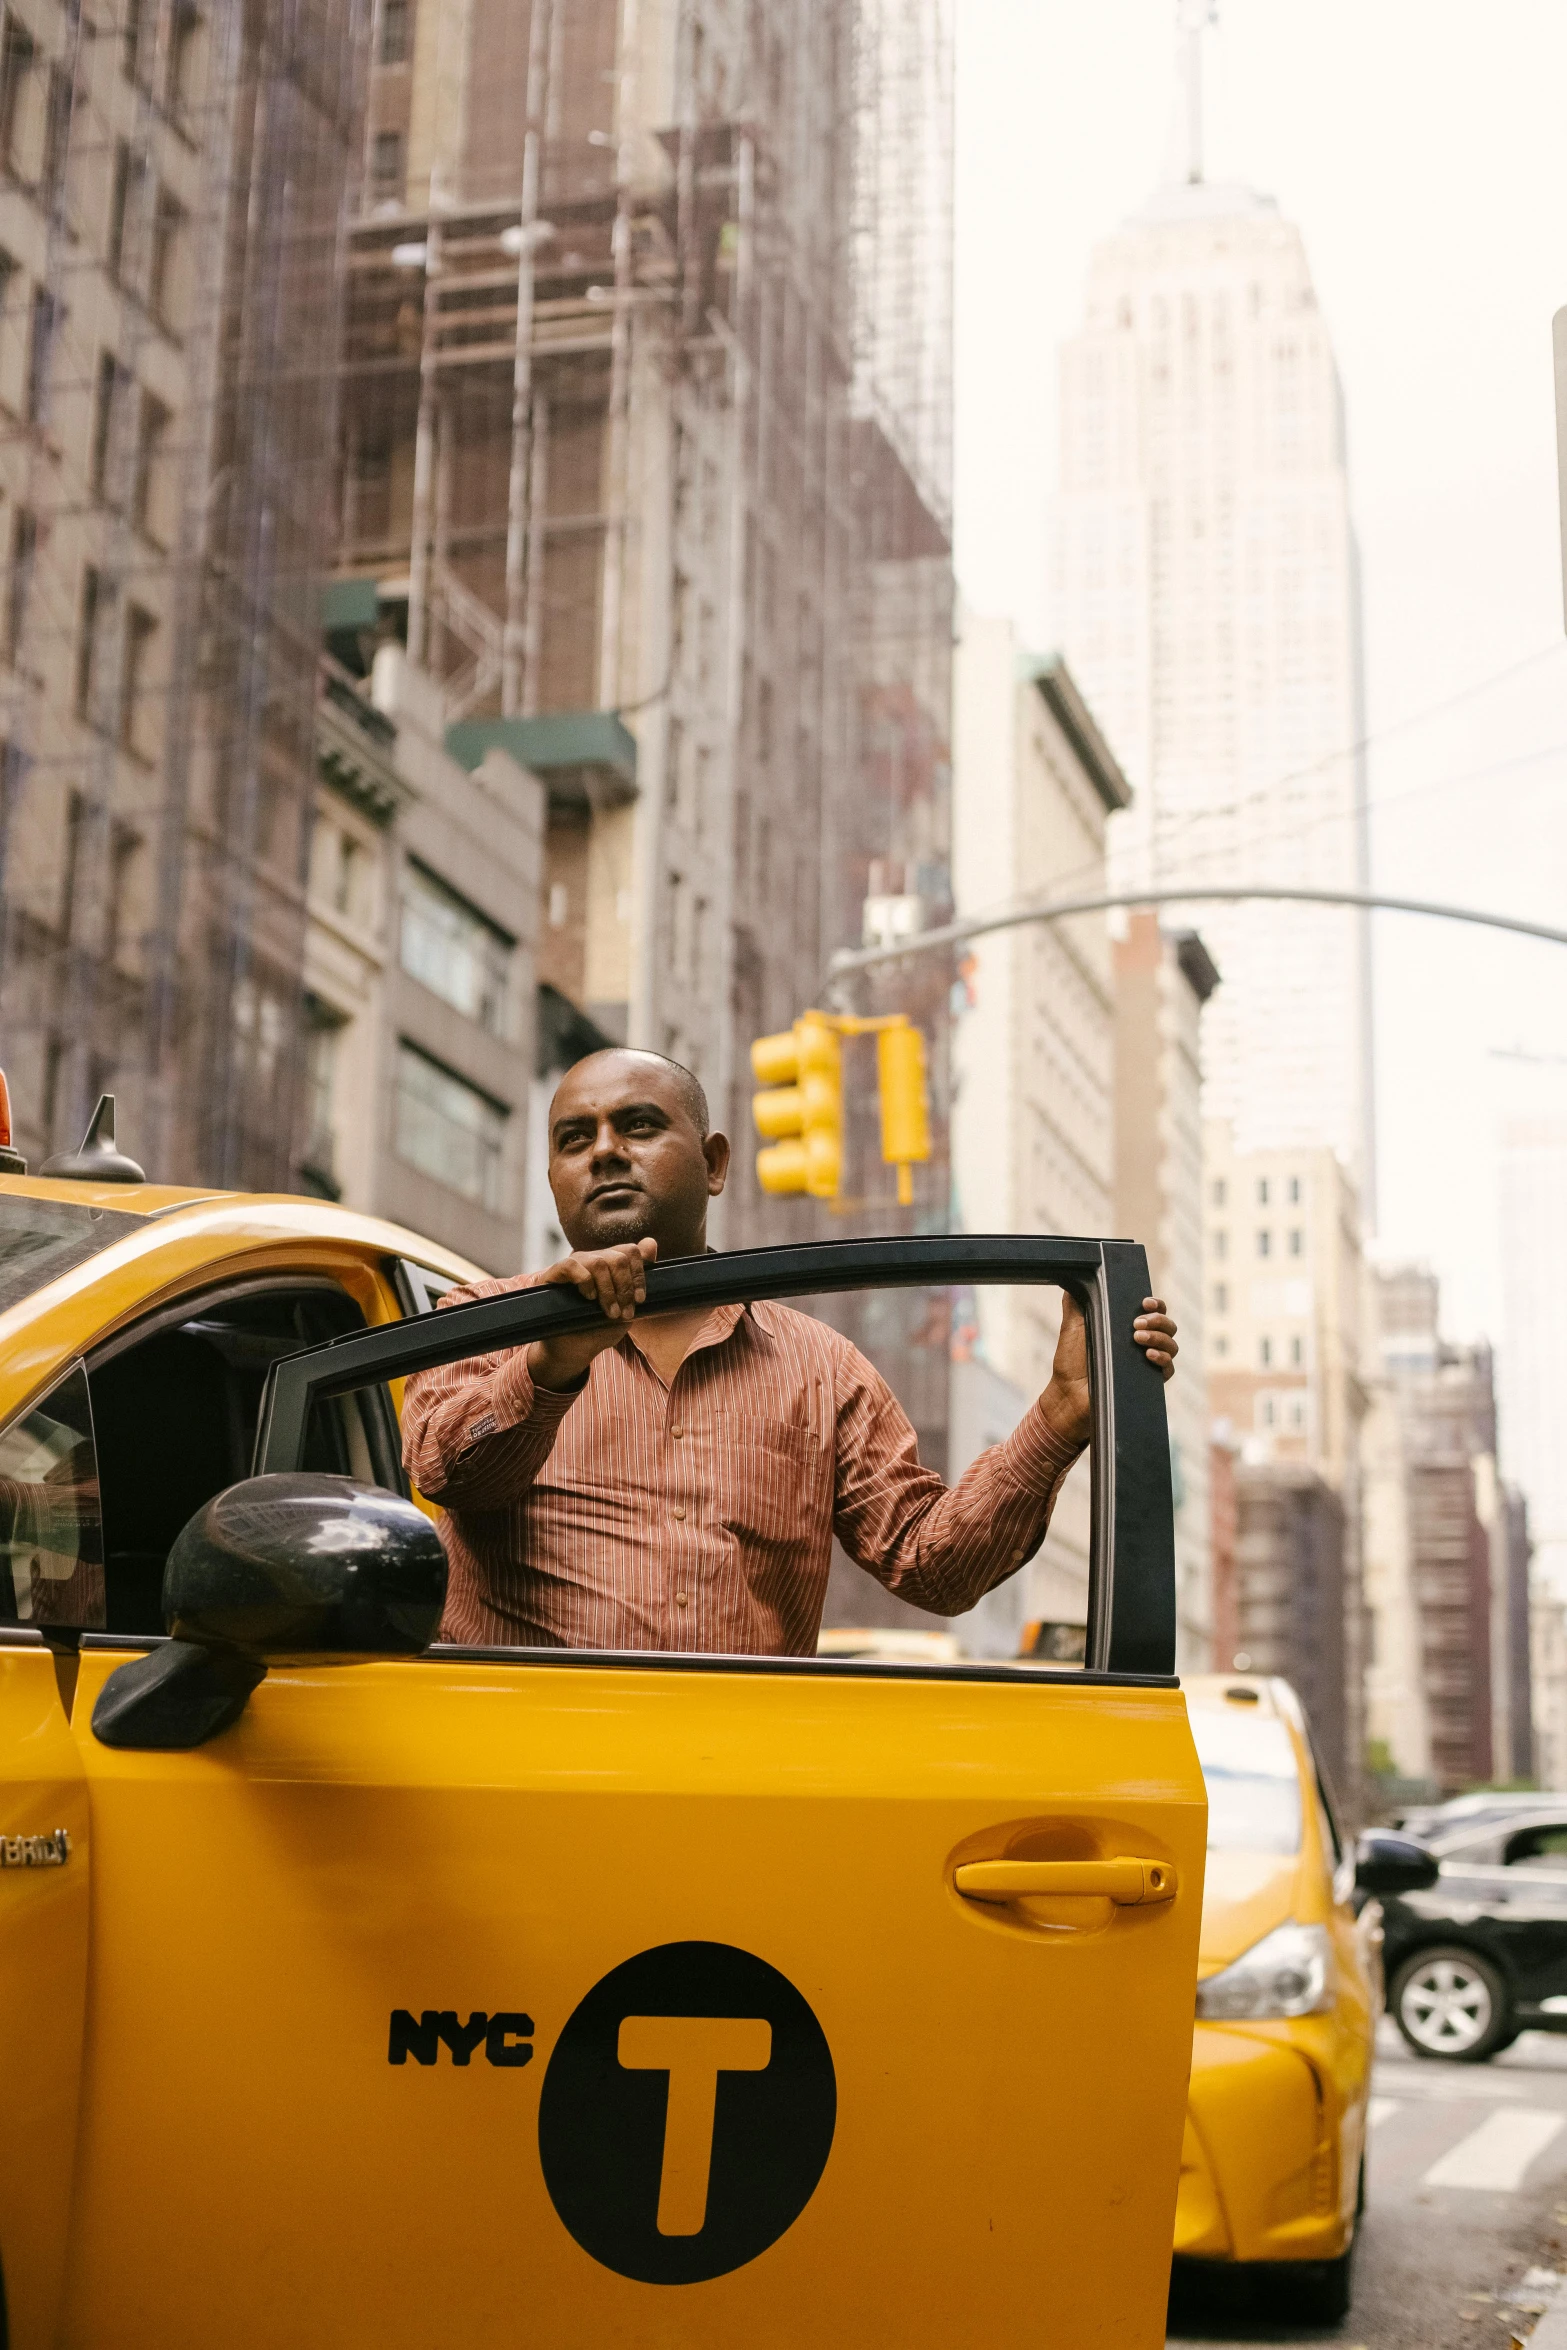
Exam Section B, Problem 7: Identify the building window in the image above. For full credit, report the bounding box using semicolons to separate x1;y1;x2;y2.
1212;1282;1228;1314
1288;1227;1303;1257
7;507;36;663
1287;1175;1301;1204
1288;1396;1306;1429
1260;1394;1275;1428
26;286;55;423
1290;1335;1303;1367
166;2;203;116
1211;1177;1226;1207
371;128;405;201
75;566;104;719
41;64;70;208
119;604;156;757
107;140;133;278
1256;1228;1271;1258
1213;1334;1227;1359
1260;1336;1272;1368
60;789;87;934
133;391;172;542
149;188;187;334
92;351;130;503
105;818;138;963
1256;1177;1269;1206
379;0;413;64
400;859;513;1036
300;996;345;1199
0;18;37;182
1211;1227;1228;1261
122;0;152;83
394;1042;506;1211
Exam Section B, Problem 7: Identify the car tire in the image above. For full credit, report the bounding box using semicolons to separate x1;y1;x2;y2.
1391;1945;1513;2062
1271;2236;1356;2327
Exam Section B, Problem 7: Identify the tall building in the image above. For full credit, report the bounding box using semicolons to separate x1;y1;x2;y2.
1204;1121;1367;1799
1052;18;1370;1185
1371;1265;1533;1795
1113;909;1218;1669
333;0;955;1247
0;0;367;1187
305;645;543;1270
883;616;1124;1655
1497;1104;1567;1598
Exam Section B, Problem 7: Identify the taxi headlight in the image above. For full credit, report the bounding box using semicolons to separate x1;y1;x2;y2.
1195;1921;1335;2020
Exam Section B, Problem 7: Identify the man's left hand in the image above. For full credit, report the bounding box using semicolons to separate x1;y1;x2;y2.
1042;1293;1179;1447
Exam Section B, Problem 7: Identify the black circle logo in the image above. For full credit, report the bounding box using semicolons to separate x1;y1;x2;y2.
538;1941;836;2284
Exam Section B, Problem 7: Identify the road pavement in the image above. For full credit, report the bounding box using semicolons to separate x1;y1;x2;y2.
1168;2023;1567;2348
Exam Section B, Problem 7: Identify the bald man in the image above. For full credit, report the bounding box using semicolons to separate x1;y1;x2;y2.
402;1047;1178;1654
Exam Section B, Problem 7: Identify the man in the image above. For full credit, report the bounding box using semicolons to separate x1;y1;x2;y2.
403;1048;1178;1653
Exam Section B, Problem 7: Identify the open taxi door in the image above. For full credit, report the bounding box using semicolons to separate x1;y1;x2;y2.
63;1236;1205;2350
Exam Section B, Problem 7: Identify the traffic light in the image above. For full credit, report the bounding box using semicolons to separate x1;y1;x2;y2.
750;1014;843;1198
876;1019;930;1205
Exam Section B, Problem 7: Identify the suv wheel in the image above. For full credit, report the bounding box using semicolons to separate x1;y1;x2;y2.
1392;1946;1512;2061
1274;2240;1355;2327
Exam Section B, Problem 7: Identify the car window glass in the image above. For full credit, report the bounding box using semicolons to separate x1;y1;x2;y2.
374;1274;1114;1673
1504;1824;1567;1869
0;1359;106;1629
0;1195;143;1316
88;1284;401;1636
1188;1709;1302;1855
1434;1832;1504;1868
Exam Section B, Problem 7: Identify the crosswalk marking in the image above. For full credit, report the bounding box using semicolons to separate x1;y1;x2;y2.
1368;2095;1400;2127
1422;2106;1566;2191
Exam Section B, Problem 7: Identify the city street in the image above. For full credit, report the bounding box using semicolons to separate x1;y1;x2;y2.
1170;2026;1567;2348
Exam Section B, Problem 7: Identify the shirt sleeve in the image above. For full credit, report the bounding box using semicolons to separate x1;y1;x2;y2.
828;1339;1086;1616
400;1274;582;1510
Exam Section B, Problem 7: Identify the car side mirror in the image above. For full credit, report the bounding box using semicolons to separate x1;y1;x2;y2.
1354;1829;1438;1897
92;1475;447;1751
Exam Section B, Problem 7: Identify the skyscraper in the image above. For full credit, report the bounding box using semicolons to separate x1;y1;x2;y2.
1053;9;1371;1186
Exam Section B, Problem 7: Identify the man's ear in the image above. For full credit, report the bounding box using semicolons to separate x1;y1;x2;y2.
703;1130;731;1195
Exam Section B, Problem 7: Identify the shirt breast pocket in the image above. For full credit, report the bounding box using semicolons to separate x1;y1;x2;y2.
715;1415;827;1547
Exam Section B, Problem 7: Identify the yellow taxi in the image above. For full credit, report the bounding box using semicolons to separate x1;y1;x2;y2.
1174;1675;1432;2325
0;1096;1210;2349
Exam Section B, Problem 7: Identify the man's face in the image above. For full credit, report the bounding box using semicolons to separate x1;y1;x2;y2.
547;1053;730;1257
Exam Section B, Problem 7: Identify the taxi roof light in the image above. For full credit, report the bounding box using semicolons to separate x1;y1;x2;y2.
0;1067;25;1175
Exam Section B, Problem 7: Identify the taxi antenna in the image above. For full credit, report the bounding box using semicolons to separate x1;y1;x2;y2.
40;1094;147;1185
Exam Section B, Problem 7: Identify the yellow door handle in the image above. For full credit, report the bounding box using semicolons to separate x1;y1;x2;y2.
954;1857;1178;1906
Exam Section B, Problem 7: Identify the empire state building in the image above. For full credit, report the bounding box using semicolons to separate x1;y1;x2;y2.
1052;9;1371;1184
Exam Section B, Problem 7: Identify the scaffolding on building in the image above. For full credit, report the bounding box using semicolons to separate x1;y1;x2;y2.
0;0;366;1185
331;0;955;1239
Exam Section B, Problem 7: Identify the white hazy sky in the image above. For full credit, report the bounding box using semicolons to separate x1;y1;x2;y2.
954;0;1567;1348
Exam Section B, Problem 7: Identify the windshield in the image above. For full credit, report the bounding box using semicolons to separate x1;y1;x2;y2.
1190;1709;1303;1856
0;1195;143;1317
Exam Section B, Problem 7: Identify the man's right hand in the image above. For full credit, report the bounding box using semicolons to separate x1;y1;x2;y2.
527;1237;658;1391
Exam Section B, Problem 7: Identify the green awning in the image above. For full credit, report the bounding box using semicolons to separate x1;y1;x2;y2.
445;710;638;812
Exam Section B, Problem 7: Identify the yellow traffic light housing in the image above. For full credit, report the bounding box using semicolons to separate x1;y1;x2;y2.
750;1009;932;1208
750;1014;844;1198
876;1021;931;1206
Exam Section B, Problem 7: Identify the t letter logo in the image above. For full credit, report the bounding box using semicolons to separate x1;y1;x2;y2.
617;2014;773;2234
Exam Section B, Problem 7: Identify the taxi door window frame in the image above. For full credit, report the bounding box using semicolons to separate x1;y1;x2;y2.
253;1234;1178;1683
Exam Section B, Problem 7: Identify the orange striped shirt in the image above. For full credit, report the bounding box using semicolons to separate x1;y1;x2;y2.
402;1274;1086;1653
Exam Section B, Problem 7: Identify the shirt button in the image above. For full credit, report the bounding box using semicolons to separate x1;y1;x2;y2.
675;1591;689;1607
672;1504;686;1521
1012;1548;1026;1561
671;1423;684;1438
